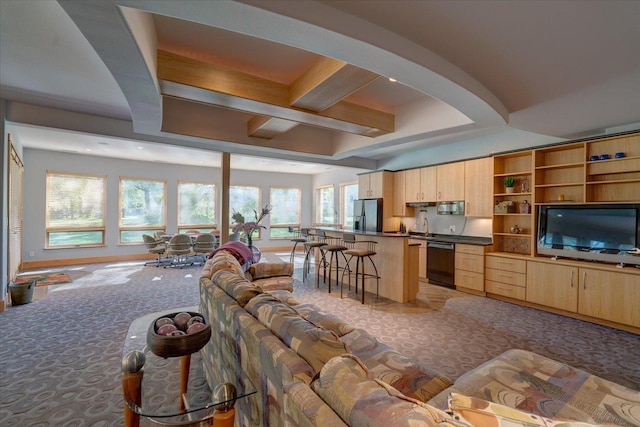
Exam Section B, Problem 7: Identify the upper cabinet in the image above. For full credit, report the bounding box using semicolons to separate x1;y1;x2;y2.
436;162;465;201
464;158;493;217
405;167;436;203
358;171;385;199
393;171;414;217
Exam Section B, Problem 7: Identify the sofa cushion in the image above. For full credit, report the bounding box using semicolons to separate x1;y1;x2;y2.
294;303;356;337
251;276;294;293
341;328;452;402
207;251;245;277
428;349;640;426
445;393;614;427
245;293;348;373
311;354;462;427
212;269;262;307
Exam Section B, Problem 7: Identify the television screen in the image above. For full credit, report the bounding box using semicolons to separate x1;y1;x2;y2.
541;207;636;252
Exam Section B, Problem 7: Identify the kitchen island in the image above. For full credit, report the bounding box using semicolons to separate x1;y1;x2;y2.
311;228;419;303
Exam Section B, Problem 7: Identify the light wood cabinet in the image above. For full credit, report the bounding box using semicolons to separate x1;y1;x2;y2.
405;167;436;203
455;244;489;292
436;162;465;201
485;254;527;300
410;239;427;280
464;158;493;217
358;171;385;199
578;268;640;328
393;171;414;217
526;261;578;312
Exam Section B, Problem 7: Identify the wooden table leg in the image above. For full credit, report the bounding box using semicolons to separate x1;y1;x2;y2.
213;408;235;427
122;370;143;427
179;354;191;412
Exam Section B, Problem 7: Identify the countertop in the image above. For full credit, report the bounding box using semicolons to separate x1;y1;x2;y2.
313;227;492;246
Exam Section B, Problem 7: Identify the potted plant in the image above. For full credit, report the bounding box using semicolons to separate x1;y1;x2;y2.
504;176;515;193
231;204;272;247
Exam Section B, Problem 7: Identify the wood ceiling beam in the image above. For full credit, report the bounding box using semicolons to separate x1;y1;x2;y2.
157;50;394;138
289;56;380;111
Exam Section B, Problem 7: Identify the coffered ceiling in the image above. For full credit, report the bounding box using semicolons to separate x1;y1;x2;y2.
1;0;638;172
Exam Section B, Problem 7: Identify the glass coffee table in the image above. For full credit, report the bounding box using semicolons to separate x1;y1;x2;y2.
122;307;256;426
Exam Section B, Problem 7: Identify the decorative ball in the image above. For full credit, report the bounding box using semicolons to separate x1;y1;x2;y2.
155;317;174;329
186;322;206;335
174;312;192;331
187;316;204;328
168;330;186;336
157;324;178;336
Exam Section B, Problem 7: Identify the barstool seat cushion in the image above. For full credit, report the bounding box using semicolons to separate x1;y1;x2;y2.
290;237;307;243
305;241;327;248
323;244;347;251
345;249;376;257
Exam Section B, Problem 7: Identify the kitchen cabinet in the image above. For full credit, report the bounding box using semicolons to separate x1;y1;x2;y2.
436;162;465;201
410;239;427;280
393;171;413;217
464;158;493;217
485;254;527;300
358;172;385;199
404;167;436;203
526;261;578;312
578;268;640;328
455;244;488;292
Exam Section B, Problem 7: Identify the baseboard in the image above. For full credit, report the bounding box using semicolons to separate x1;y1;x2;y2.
21;253;155;269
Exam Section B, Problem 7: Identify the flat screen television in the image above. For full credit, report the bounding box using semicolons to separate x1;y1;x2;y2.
537;204;640;266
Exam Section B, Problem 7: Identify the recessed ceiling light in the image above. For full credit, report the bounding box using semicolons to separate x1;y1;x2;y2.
137;146;144;150
85;148;92;152
388;77;397;82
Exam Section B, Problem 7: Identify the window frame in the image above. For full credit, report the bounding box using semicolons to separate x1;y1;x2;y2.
269;186;301;239
118;176;167;245
341;181;358;230
45;170;106;249
315;184;336;225
177;180;217;234
229;184;262;240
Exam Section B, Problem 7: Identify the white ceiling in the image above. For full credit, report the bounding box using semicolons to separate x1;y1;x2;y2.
1;0;638;173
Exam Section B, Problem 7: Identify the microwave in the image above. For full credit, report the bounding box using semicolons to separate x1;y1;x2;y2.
437;201;465;215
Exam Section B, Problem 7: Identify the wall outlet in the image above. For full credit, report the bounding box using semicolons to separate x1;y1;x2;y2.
29;251;35;257
449;225;456;233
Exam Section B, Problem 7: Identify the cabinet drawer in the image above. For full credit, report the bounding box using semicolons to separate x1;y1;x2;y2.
486;280;526;300
455;253;484;274
455;270;484;291
486;256;527;273
485;268;526;287
456;244;485;255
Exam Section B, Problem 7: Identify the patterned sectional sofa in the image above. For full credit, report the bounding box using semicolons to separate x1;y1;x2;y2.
199;248;640;427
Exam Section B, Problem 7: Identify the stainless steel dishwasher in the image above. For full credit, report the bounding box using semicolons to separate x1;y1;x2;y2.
426;240;455;288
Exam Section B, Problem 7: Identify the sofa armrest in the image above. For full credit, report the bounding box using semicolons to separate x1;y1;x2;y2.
247;262;294;280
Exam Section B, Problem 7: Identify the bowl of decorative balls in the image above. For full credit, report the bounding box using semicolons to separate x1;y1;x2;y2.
147;311;212;358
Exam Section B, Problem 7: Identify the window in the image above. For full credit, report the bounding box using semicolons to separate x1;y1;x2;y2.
230;185;261;238
269;187;301;238
46;171;106;248
119;177;166;244
341;182;358;229
316;185;335;224
177;181;216;233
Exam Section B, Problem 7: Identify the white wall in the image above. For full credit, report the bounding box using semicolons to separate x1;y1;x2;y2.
22;149;316;262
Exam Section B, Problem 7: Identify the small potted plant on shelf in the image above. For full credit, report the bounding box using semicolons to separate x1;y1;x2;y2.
504;176;515;193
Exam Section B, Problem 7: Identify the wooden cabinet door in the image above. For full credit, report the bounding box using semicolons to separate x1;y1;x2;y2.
393;171;411;216
526;261;578;312
465;158;493;217
358;174;370;199
420;167;437;201
404;169;421;202
579;268;640;327
368;172;384;198
437;162;465;201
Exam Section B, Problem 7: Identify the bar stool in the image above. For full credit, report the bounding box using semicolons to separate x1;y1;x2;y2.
341;234;380;304
288;226;308;263
316;230;348;293
303;230;326;281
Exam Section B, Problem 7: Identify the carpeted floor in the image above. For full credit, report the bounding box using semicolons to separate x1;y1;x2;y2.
1;253;638;426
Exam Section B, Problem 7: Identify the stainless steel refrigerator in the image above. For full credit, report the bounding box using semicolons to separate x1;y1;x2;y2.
353;198;383;232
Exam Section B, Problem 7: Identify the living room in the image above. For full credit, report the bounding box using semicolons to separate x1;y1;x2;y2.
1;1;639;425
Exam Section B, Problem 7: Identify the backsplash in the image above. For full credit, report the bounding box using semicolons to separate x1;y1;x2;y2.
402;207;492;237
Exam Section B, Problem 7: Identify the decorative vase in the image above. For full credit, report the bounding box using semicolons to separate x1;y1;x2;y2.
246;234;253;247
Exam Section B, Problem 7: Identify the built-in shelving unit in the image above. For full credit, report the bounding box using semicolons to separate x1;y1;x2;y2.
491;132;640;257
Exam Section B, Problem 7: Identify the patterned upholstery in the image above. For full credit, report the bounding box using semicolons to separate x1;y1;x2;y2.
428;349;640;426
